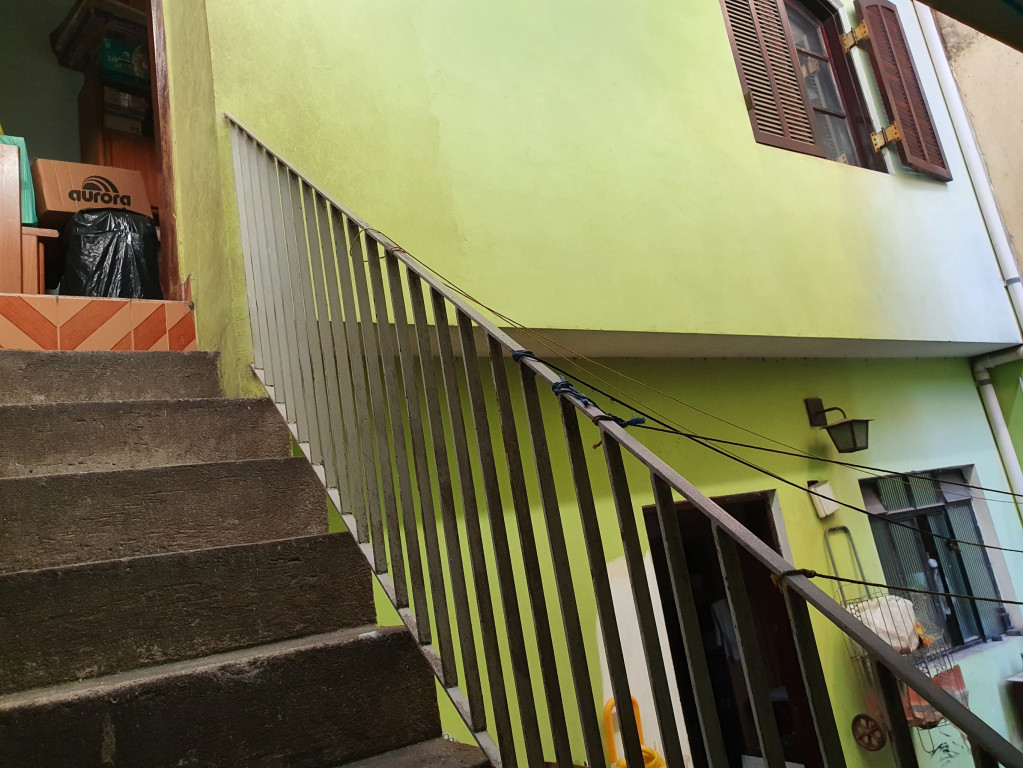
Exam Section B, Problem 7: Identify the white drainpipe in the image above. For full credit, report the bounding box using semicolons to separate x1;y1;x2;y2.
913;3;1023;508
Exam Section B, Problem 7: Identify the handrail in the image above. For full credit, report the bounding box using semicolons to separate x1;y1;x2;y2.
225;112;1022;768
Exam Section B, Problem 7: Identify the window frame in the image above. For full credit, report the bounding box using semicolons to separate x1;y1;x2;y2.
786;0;886;171
719;0;886;171
862;469;1007;650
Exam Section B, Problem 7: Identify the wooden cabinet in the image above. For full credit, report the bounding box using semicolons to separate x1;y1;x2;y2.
78;71;159;217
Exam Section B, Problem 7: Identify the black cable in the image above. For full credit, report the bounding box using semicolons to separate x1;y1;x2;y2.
633;423;1023;556
542;357;1023;503
773;568;1020;607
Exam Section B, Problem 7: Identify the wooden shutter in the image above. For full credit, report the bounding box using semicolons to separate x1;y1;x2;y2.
854;0;952;181
720;0;824;156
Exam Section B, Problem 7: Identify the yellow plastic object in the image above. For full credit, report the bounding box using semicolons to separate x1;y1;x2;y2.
603;697;667;768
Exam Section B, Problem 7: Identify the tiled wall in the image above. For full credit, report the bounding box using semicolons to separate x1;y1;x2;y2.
0;294;197;351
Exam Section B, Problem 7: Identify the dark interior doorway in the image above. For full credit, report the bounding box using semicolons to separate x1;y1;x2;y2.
644;492;823;768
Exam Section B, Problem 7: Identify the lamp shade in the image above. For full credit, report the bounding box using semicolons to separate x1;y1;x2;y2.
824;418;870;453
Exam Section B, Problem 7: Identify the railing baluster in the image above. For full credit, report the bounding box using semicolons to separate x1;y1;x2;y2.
602;438;686;767
492;351;578;766
384;250;451;667
518;367;612;766
972;744;999;768
332;214;388;572
283;172;331;475
459;312;540;767
714;528;787;768
325;209;378;547
650;474;728;767
781;587;847;768
406;274;484;727
873;662;919;768
310;198;364;525
297;183;342;486
242;137;281;391
556;397;643;768
432;287;515;737
350;231;407;598
270;161;317;456
253;148;299;421
366;237;426;615
228;126;263;372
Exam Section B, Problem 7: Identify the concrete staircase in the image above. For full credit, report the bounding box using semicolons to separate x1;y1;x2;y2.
0;350;489;767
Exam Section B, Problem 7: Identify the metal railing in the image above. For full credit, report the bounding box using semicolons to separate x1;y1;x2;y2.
226;114;1022;768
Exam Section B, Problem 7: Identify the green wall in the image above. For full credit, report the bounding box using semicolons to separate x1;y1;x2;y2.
196;0;1018;374
310;350;1023;765
520;355;1023;767
163;0;261;397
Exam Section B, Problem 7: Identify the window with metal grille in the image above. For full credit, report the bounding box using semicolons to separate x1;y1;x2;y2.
861;469;1008;648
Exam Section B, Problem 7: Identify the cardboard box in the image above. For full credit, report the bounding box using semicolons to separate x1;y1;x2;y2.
97;37;150;89
31;159;151;228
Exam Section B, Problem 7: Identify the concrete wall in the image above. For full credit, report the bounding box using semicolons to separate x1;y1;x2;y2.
937;12;1023;278
0;0;83;162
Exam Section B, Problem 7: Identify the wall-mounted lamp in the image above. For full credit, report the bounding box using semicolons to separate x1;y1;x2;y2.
805;398;870;453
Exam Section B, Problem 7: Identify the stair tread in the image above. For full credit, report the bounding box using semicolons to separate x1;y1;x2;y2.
0;532;373;694
0;397;291;478
0;626;440;766
335;738;490;768
0;350;220;404
0;626;384;707
0;456;328;572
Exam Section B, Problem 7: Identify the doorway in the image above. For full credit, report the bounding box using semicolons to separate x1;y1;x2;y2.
644;492;823;768
0;0;178;299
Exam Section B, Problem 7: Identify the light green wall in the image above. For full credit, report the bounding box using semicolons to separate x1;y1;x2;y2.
197;0;1018;373
163;0;260;397
319;351;1023;765
0;0;83;163
523;355;1023;767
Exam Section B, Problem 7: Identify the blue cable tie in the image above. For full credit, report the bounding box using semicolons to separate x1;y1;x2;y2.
512;349;536;363
615;415;646;428
551;379;594;407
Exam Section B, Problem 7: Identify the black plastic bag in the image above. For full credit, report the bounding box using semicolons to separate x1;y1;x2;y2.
60;209;161;299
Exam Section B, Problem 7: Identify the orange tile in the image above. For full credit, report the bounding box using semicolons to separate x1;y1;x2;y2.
167;308;197;352
57;296;131;351
111;331;133;351
131;300;169;351
0;294;59;350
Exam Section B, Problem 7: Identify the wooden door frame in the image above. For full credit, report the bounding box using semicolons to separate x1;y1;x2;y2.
149;0;181;300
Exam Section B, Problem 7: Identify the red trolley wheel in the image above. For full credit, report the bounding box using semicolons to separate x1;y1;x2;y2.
852;714;887;751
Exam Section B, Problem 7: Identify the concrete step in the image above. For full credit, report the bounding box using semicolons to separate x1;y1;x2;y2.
336;738;490;768
0;533;373;695
0;626;440;767
0;351;220;404
0;457;329;573
0;397;290;478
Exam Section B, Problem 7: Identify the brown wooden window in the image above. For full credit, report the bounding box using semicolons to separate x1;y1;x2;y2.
855;0;952;180
719;0;947;177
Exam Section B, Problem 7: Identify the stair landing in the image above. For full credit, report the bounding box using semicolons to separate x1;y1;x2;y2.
0;294;195;352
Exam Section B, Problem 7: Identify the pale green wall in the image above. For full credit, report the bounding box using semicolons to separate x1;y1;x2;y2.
527;355;1023;767
162;0;260;397
315;351;1023;765
198;0;1019;367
